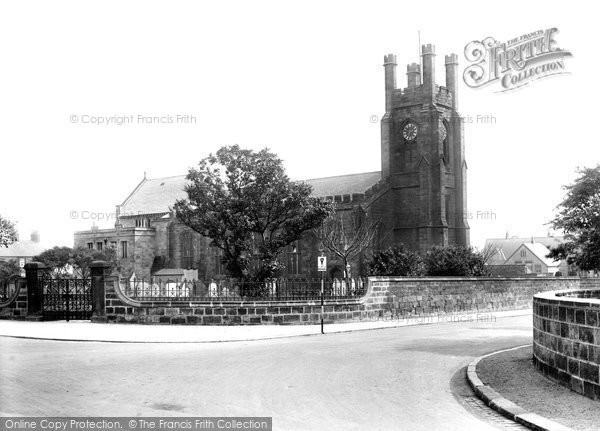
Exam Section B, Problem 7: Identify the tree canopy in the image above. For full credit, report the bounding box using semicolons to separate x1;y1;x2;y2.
35;245;118;278
0;215;18;248
0;259;20;286
424;245;490;276
174;145;334;279
366;245;425;277
549;165;600;271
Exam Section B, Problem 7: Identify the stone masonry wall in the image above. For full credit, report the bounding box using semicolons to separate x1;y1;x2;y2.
533;288;600;400
104;275;372;325
102;276;581;325
381;277;581;317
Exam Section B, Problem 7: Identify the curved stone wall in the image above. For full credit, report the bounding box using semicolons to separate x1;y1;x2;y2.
533;289;600;400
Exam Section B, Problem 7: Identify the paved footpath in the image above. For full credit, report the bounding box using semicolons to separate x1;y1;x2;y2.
0;311;534;430
0;309;530;342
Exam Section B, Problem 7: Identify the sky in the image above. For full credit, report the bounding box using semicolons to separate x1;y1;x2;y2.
0;0;597;250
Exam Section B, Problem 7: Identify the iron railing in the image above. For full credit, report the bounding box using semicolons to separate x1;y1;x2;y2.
121;277;367;301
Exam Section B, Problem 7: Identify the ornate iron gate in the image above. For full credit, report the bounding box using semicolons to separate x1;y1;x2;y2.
41;276;92;321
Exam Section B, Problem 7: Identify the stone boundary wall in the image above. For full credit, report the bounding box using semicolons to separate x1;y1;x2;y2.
533;289;600;400
101;276;581;325
380;277;582;317
0;279;28;320
101;276;377;324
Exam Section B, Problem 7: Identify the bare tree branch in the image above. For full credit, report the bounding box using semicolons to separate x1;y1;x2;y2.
312;208;381;275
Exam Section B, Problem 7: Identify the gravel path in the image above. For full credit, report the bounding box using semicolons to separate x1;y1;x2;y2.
477;345;600;431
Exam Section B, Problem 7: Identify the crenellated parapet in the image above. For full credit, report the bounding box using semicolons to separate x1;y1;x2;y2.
392;85;453;108
324;193;366;204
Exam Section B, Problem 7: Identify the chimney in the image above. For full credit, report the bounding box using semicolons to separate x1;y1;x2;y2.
407;63;421;88
444;53;459;110
30;230;40;243
383;54;397;113
421;44;436;97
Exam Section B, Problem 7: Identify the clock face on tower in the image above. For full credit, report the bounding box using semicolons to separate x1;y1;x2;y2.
403;122;417;141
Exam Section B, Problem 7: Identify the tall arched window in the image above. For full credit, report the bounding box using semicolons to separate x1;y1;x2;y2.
181;232;194;269
287;241;301;276
441;120;449;166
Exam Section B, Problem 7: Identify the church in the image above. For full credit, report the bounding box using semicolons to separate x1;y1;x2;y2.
74;44;469;279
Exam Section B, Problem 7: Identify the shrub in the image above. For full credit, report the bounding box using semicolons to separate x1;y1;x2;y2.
424;245;490;276
367;245;425;276
0;259;20;286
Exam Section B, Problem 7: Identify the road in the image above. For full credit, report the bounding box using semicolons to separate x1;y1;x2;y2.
0;315;533;430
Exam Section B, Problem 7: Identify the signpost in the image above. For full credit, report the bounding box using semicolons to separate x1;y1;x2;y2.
318;255;327;334
19;258;25;278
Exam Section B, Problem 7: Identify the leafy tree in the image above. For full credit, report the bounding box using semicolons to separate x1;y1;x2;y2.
71;245;119;278
549;165;600;272
0;259;20;285
174;145;334;280
0;215;18;248
35;245;118;278
0;259;20;301
313;208;380;278
366;244;425;276
35;246;72;277
424;245;490;276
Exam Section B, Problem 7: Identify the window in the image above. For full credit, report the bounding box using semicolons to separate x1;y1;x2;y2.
287;242;301;275
441;121;449;165
442;139;449;163
87;242;93;250
181;232;194;269
520;249;526;257
96;242;103;251
121;241;128;259
135;218;150;228
214;249;223;275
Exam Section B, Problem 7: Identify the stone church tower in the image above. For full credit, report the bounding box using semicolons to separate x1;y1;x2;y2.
369;44;469;252
74;43;470;278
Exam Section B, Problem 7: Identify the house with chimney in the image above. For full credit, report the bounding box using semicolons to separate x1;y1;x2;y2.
0;231;46;268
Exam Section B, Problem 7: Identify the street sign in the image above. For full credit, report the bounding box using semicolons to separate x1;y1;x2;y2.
318;255;327;272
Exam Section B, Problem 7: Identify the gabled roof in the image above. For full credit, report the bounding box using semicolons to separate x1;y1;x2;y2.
505;242;559;267
120;175;188;216
299;171;381;197
0;240;46;258
484;236;564;265
119;171;382;216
